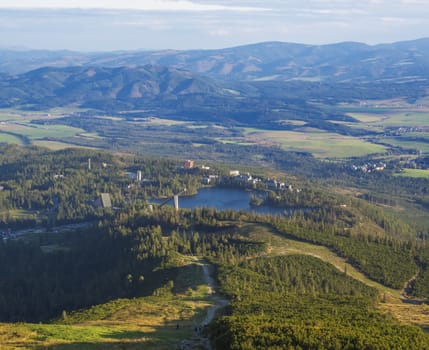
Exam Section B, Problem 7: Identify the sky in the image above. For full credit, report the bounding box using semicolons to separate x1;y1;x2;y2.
0;0;428;51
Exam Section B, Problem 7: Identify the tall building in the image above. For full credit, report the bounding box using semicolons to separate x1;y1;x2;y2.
136;170;142;182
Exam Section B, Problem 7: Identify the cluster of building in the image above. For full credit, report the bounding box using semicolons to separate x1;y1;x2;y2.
351;162;386;173
131;159;294;194
386;126;429;136
203;169;292;191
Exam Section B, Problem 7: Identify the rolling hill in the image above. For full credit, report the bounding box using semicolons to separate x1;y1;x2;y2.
0;39;428;134
0;64;356;128
2;38;429;83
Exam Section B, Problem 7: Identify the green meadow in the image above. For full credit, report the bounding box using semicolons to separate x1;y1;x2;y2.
0;263;214;350
0;133;23;144
0;123;84;139
381;138;429;154
395;169;429;178
243;128;387;158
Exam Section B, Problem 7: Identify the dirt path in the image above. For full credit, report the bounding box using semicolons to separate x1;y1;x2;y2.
180;260;228;350
200;263;229;325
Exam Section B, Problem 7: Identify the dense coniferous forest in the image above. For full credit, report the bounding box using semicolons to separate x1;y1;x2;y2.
2;204;428;349
209;255;429;349
0;145;428;348
0;34;429;349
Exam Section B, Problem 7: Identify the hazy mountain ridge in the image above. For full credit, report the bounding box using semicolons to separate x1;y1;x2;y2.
2;38;429;83
0;65;230;109
1;39;428;132
0;64;366;131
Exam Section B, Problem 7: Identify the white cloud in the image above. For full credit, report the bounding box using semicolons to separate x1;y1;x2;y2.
113;20;171;30
209;28;230;37
400;0;427;3
303;8;368;16
380;16;414;24
0;0;269;12
1;0;428;51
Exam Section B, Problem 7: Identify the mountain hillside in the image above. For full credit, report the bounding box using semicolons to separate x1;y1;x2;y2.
0;65;230;110
2;38;429;83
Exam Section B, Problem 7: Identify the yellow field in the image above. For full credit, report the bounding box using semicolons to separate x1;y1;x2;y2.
348;113;387;123
33;140;98;150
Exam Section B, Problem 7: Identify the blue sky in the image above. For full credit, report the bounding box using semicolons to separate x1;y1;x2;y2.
0;0;428;51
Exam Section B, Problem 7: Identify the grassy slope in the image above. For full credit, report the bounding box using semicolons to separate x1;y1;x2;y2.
1;223;429;348
0;262;214;350
0;224;429;349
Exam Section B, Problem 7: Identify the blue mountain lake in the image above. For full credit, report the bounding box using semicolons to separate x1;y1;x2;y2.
152;187;296;216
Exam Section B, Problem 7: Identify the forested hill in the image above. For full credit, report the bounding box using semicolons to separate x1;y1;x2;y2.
0;65;227;110
0;64;427;129
1;38;429;83
0;65;356;126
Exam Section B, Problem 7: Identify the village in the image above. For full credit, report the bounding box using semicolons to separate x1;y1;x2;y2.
148;159;295;192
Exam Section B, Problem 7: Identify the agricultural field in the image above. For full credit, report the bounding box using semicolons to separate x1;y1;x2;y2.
340;107;429;155
32;140;98;150
380;137;429;154
242;128;387;158
0;133;22;144
395;169;429;178
348;111;429;126
0;106;426;160
0;123;84;139
0;109;99;150
375;111;429;127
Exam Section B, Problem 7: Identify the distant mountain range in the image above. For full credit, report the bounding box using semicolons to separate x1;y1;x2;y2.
0;64;347;127
1;38;429;83
0;65;225;108
0;39;428;132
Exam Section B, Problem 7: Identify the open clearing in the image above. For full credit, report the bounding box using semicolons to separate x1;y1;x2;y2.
348;110;429;127
33;140;97;150
0;133;22;144
243;128;387;158
381;137;429;154
0;261;217;350
395;169;429;179
0;123;84;139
